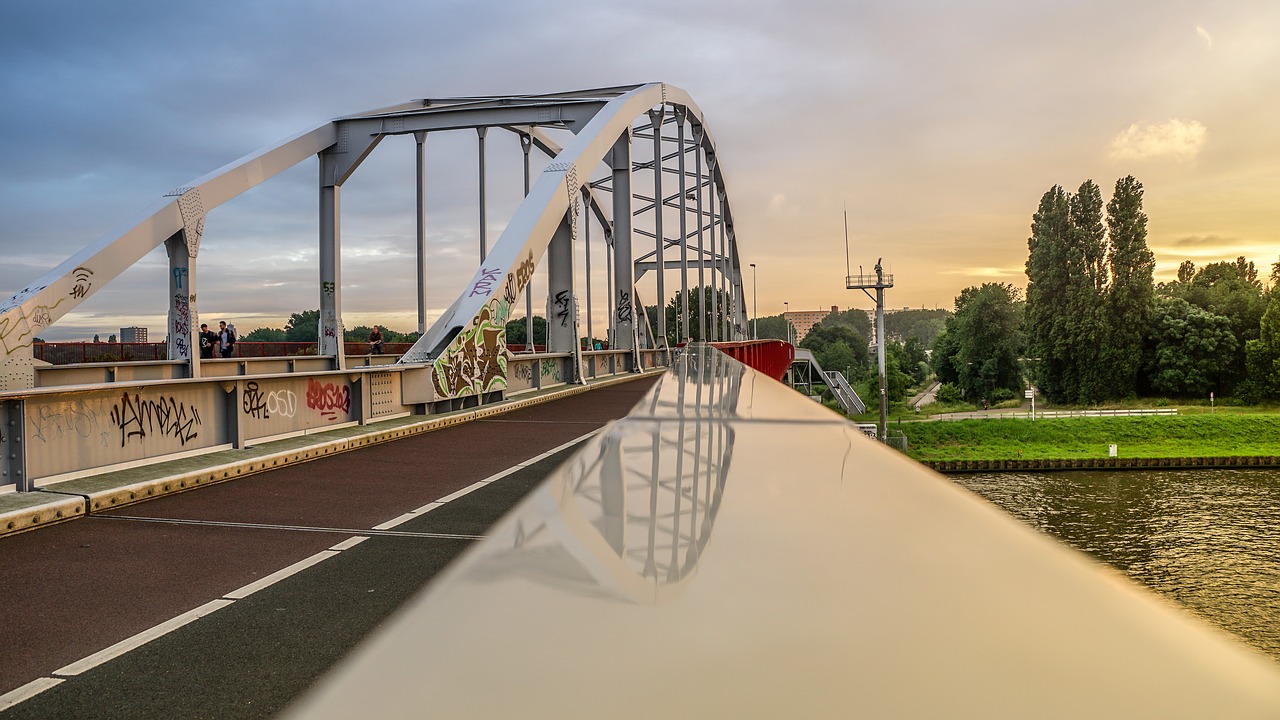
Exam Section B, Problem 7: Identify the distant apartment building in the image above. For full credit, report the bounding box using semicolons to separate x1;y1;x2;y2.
119;326;148;343
784;305;840;343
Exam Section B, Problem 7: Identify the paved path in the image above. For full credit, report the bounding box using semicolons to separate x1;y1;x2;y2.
0;377;658;719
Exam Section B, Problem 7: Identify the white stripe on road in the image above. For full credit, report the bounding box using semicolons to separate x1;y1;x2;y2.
9;430;601;709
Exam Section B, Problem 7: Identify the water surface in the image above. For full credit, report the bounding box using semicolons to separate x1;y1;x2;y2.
954;468;1280;662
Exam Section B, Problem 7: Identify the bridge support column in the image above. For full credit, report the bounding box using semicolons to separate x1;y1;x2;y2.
547;216;577;357
319;182;345;369
649;107;667;348
609;130;639;368
693;122;707;342
415;131;428;336
165;233;200;377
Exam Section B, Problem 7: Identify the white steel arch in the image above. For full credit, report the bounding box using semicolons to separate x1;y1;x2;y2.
0;84;751;395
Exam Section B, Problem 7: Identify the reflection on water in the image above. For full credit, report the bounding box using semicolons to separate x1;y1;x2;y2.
955;469;1280;662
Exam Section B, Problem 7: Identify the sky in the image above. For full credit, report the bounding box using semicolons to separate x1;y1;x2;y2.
3;0;1280;341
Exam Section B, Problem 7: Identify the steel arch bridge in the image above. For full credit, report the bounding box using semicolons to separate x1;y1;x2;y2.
0;83;750;396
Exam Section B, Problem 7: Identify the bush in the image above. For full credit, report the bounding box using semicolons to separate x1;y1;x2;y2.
935;383;964;404
989;387;1018;403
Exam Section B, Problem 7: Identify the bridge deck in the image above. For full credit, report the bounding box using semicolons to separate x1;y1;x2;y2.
0;374;659;715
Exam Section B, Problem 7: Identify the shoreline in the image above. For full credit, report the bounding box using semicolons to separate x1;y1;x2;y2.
924;455;1280;473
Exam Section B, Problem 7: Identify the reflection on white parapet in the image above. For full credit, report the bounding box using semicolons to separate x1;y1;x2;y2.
469;345;745;604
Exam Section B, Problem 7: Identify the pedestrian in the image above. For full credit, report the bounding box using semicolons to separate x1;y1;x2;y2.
218;320;236;358
198;323;217;359
368;325;384;354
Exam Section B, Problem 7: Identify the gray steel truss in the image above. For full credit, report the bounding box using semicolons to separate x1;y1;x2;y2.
0;84;751;396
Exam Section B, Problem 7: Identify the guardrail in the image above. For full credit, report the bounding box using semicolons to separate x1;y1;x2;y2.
934;408;1179;420
1;348;660;492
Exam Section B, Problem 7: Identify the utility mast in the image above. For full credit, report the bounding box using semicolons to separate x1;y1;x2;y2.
844;212;894;441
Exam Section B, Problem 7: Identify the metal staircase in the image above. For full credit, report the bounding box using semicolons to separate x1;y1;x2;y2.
824;369;866;415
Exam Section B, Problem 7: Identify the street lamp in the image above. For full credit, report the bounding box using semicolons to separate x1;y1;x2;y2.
749;263;758;340
784;301;791;345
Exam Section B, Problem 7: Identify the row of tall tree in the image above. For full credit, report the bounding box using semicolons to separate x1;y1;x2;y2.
1024;176;1154;404
932;174;1280;405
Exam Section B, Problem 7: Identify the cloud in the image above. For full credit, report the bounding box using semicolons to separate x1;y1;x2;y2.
1166;234;1235;248
939;266;1024;279
1196;25;1212;50
1109;119;1207;162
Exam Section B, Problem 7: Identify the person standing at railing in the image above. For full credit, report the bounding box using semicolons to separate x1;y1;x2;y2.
218;320;237;358
368;325;385;354
198;323;217;359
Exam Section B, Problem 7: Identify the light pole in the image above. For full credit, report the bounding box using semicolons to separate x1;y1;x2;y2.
749;263;758;340
784;301;791;345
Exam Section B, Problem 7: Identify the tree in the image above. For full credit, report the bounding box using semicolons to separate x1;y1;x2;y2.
1146;297;1237;397
505;316;547;345
1244;292;1280;401
799;323;869;375
663;287;734;344
900;336;930;385
1025;185;1074;402
884;309;950;346
754;314;791;341
1161;257;1264;392
93;334;100;343
108;333;117;343
1069;180;1110;402
1103;175;1156;398
816;308;873;340
284;310;320;342
935;283;1024;402
243;327;286;342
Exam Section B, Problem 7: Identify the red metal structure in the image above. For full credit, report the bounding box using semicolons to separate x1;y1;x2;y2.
709;339;794;382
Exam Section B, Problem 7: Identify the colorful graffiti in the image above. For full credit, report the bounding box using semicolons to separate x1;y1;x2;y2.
306;379;351;421
431;251;535;399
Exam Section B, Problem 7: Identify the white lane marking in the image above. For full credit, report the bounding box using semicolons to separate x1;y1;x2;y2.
223;550;340;600
329;536;370;552
55;598;235;676
0;678;64;711
12;430;604;709
374;430;601;531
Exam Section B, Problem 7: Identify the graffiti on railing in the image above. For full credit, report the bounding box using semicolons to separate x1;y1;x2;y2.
511;362;534;384
243;381;298;419
540;358;560;380
29;400;110;447
109;392;202;447
306;379;351;421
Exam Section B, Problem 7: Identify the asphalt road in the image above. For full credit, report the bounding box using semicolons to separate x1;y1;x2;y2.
0;377;657;719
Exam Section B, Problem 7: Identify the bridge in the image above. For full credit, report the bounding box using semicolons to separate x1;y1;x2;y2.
3;84;1280;717
0;83;747;495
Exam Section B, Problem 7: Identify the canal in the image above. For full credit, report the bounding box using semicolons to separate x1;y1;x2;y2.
953;468;1280;663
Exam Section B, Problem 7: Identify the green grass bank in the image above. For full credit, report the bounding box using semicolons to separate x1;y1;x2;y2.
899;414;1280;463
